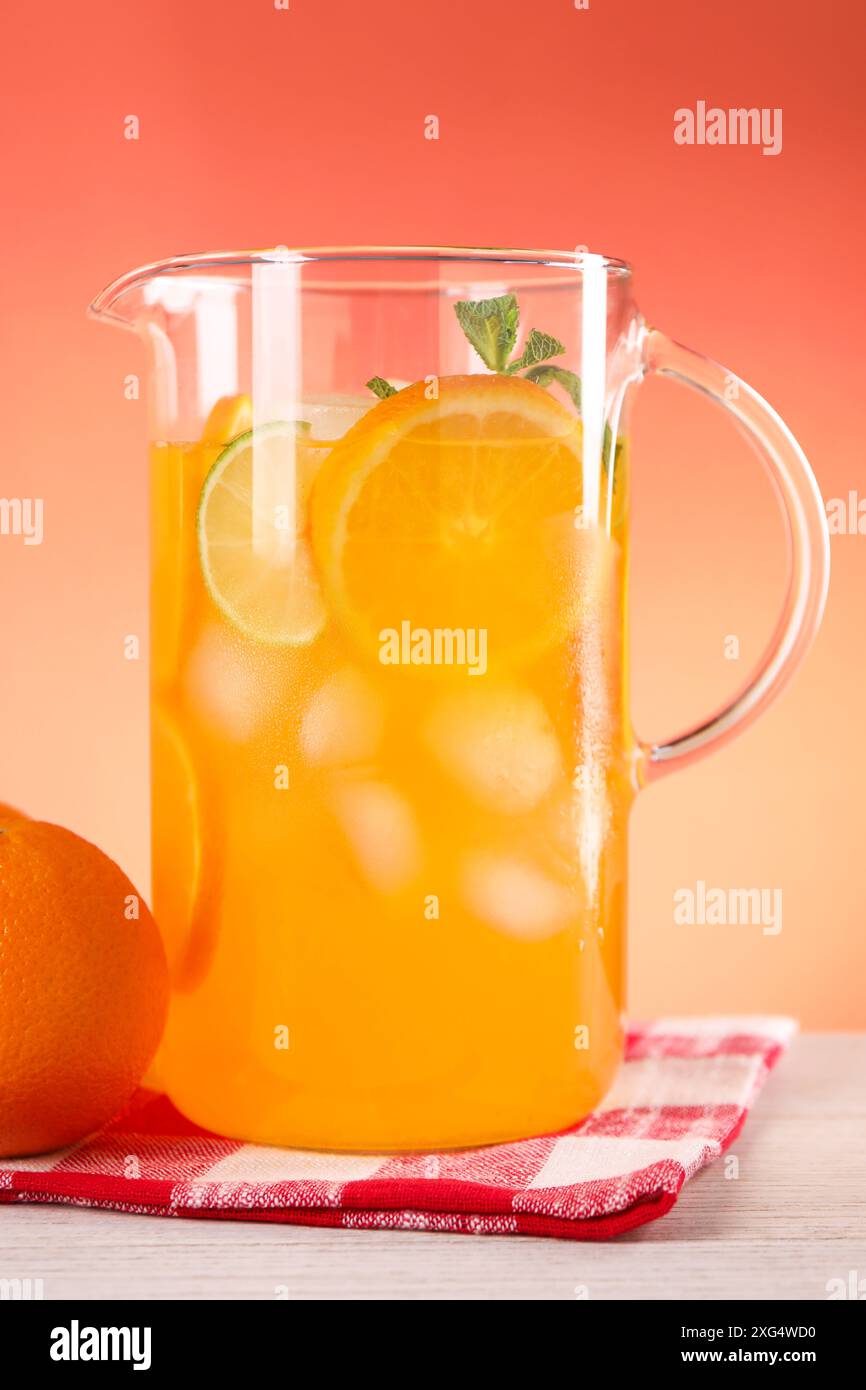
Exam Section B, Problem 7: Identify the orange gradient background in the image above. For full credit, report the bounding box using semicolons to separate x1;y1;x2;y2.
1;0;863;1025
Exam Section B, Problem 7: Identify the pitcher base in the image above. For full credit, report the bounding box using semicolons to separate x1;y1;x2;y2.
160;1052;623;1153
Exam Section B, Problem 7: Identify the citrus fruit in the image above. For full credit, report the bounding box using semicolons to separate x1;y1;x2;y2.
201;392;253;444
150;706;223;993
197;422;327;644
151;707;202;976
309;374;586;669
0;818;168;1156
0;802;27;827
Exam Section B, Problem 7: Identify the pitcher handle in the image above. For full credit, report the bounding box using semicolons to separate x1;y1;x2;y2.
636;328;830;784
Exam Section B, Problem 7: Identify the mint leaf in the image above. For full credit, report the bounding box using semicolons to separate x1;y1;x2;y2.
522;365;614;468
367;376;398;399
454;294;519;371
523;363;582;412
506;329;565;374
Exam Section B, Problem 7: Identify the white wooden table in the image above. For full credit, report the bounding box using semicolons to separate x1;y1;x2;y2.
1;1035;863;1300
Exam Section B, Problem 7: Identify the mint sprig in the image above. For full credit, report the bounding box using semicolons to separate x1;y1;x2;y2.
454;295;581;413
366;293;601;437
457;294;620;498
454;294;519;371
364;293;620;513
365;295;577;405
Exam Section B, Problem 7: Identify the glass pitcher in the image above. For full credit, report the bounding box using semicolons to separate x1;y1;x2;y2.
90;247;829;1151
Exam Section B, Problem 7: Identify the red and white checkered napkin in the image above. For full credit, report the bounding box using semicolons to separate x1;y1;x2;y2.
0;1017;795;1241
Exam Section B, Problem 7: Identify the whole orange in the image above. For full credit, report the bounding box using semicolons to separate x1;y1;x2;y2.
0;802;28;826
0;819;168;1157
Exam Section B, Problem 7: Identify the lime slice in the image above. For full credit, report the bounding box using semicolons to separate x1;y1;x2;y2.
197;422;327;645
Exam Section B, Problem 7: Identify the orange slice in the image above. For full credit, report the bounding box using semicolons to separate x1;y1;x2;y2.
309;374;588;670
150;706;220;992
202;393;254;444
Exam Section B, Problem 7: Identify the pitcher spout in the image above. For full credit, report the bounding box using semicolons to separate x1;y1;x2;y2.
89;247;305;328
88;251;277;434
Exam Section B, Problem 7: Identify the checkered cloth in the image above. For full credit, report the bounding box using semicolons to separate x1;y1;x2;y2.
0;1017;794;1240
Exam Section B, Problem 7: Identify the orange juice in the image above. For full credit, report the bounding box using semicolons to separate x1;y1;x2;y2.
150;375;633;1150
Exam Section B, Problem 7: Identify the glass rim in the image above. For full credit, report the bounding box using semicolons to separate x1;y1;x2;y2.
89;244;633;319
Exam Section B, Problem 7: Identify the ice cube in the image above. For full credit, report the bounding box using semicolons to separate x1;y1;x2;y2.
295;394;372;443
332;780;422;894
183;624;286;741
425;685;563;813
461;852;576;940
300;668;384;768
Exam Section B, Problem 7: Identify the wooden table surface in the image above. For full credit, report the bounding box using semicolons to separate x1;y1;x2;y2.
1;1034;863;1301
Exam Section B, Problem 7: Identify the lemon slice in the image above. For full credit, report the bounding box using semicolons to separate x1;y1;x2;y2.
197;422;327;645
310;374;587;669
